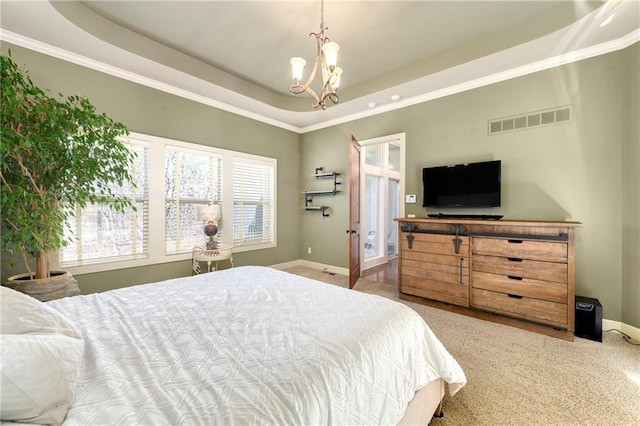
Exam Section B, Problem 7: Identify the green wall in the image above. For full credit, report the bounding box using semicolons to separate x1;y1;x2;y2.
300;44;639;327
2;42;638;328
0;43;302;293
622;43;640;328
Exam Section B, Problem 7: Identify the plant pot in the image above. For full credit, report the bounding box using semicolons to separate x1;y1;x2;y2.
4;271;80;302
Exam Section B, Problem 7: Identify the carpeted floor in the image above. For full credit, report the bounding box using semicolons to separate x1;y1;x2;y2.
279;265;640;425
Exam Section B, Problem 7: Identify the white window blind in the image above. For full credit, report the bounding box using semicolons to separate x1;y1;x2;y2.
165;146;223;254
60;141;149;266
59;132;277;274
233;156;275;247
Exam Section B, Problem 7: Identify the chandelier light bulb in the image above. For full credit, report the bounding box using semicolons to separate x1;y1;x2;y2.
322;41;340;69
290;57;307;82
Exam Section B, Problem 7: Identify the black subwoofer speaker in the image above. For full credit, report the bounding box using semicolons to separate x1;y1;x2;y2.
574;296;602;342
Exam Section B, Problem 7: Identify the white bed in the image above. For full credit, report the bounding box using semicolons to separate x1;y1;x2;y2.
1;266;465;425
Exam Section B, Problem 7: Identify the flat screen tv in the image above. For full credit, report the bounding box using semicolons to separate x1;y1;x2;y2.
422;160;501;208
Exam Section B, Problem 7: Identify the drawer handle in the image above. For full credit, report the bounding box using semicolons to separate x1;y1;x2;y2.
406;234;415;249
507;275;523;281
507;257;523;262
507;294;523;299
507;239;523;244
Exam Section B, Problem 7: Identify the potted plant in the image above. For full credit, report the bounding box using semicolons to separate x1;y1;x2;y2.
1;52;136;301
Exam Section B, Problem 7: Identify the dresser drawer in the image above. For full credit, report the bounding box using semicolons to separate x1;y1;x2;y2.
402;250;468;267
402;261;469;285
402;233;469;257
472;271;567;303
401;256;469;283
471;288;567;328
472;237;567;263
473;254;567;283
402;275;469;307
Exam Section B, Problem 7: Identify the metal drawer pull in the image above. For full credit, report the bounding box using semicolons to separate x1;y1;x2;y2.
507;257;523;262
406;233;415;249
507;294;523;299
507;276;523;280
451;225;465;254
459;258;463;284
507;239;523;244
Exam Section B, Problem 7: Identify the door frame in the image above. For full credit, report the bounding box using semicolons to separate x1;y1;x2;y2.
358;133;406;272
348;135;361;289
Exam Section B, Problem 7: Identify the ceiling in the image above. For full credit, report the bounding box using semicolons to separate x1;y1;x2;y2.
1;1;638;132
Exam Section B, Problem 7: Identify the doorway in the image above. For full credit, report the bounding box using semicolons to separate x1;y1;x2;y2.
360;133;405;275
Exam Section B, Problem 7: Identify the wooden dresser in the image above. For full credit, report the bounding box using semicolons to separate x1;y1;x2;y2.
396;218;581;340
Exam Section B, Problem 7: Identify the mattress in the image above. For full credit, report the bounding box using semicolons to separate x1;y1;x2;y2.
46;266;466;425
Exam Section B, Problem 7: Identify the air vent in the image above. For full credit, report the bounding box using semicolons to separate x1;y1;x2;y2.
488;105;573;135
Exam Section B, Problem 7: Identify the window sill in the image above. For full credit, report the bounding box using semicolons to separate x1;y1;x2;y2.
61;241;276;276
63;253;192;276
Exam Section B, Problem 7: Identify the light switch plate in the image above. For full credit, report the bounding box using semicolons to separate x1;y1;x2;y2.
405;194;417;203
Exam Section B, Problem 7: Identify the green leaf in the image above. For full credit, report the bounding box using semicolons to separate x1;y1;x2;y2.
1;53;133;277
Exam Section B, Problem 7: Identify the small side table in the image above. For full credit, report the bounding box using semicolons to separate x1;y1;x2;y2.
192;245;234;274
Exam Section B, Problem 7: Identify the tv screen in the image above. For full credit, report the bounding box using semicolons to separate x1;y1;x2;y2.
422;160;501;208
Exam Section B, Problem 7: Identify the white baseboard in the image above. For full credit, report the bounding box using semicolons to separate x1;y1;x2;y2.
603;319;640;343
270;259;348;276
269;260;305;270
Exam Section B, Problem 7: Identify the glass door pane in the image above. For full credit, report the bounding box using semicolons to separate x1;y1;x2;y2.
388;143;401;171
364;174;382;261
364;144;383;167
388;179;399;256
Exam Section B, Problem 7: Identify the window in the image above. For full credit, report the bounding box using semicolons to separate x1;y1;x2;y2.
61;141;148;266
60;132;276;274
233;156;275;247
165;146;223;254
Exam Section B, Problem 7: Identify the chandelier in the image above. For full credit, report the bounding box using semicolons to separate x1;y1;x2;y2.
288;0;343;110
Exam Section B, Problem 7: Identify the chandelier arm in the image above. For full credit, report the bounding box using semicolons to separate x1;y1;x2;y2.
288;32;323;94
305;87;321;103
319;70;336;95
321;92;339;107
289;83;322;106
319;81;339;107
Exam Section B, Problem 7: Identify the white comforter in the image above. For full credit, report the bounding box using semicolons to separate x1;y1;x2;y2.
48;266;466;425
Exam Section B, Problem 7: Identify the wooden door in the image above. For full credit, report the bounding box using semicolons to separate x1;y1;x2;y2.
348;135;361;288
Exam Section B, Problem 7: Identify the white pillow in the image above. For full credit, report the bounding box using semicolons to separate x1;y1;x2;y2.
1;286;83;425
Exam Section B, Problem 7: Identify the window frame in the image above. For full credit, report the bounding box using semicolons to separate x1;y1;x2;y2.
164;144;224;255
232;154;276;250
59;138;149;268
58;132;277;275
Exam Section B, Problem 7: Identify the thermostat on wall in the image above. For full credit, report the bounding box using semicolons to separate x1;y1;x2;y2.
405;194;417;204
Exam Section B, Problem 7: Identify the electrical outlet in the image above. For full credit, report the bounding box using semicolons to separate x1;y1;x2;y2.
307;246;312;254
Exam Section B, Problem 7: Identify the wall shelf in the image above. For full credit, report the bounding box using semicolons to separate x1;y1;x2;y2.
304;167;340;217
304;205;330;217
